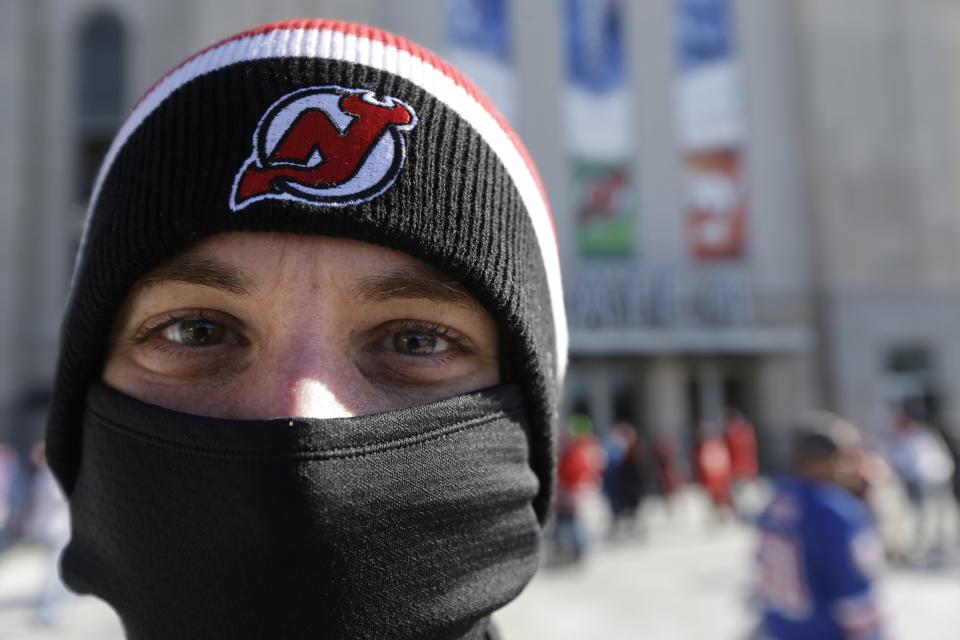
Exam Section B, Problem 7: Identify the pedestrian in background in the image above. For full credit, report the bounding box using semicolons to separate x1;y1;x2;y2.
754;411;886;640
694;422;734;518
0;442;19;552
609;425;650;537
601;421;630;528
23;442;70;628
886;409;955;562
654;433;684;513
724;408;759;517
554;414;603;563
933;425;960;531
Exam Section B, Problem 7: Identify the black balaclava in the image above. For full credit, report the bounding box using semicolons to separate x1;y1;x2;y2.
45;19;567;640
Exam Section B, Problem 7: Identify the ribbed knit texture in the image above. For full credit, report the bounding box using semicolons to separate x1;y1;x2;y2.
47;24;561;521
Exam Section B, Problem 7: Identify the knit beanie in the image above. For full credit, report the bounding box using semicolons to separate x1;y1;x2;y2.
46;19;567;520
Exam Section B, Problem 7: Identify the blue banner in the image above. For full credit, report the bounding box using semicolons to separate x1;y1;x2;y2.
446;0;511;63
445;0;515;121
676;0;734;71
565;0;625;94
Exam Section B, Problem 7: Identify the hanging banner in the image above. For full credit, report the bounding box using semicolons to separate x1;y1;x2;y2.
675;0;747;260
445;0;515;123
565;0;636;257
686;148;747;259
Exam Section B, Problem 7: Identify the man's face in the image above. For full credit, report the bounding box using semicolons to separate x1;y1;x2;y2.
832;447;865;494
102;232;500;419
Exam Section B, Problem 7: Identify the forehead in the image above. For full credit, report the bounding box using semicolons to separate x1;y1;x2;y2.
131;231;481;310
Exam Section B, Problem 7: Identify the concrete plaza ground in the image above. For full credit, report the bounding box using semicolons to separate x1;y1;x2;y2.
498;491;960;639
0;489;957;639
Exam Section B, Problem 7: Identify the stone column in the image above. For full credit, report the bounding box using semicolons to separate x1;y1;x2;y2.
586;362;614;438
695;359;725;427
644;357;690;466
754;354;817;470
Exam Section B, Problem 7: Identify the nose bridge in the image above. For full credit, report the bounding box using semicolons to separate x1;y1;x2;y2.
283;377;354;419
261;331;362;419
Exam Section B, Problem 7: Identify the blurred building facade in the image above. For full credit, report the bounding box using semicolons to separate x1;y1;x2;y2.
798;0;960;444
1;0;958;467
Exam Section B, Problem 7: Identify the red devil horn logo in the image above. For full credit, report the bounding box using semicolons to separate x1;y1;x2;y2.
230;87;418;210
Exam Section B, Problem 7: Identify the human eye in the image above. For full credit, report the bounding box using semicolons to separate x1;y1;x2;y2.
355;309;500;396
391;325;455;356
160;317;228;347
358;319;488;389
134;309;247;353
380;321;463;358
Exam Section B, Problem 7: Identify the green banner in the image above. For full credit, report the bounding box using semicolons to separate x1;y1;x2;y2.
571;157;635;256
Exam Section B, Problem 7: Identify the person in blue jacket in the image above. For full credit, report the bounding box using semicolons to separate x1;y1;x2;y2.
755;411;887;640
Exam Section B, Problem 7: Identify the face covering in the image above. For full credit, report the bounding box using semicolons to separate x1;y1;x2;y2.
61;382;541;640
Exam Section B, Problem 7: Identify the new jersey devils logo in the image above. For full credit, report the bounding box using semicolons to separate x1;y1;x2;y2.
230;86;418;210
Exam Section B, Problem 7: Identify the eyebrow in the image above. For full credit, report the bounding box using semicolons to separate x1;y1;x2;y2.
132;253;478;308
132;255;256;297
352;266;479;308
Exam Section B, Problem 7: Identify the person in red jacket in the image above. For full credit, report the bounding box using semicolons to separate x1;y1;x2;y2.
554;414;603;562
725;409;759;480
694;422;734;517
